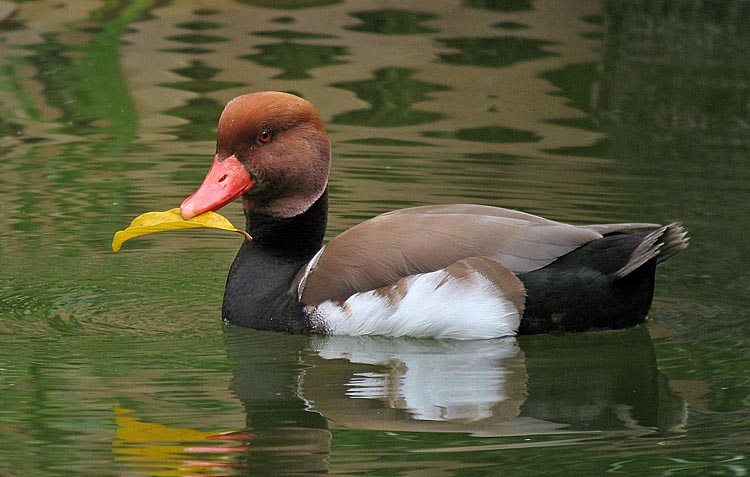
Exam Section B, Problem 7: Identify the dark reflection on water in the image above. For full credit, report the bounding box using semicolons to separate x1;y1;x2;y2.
1;0;749;475
519;329;685;433
210;325;685;476
346;9;439;35
227;331;332;476
332;67;449;126
436;36;558;67
28;323;686;477
242;41;349;80
595;3;750;412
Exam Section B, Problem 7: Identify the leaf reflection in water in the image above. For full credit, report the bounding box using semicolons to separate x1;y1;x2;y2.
113;404;252;477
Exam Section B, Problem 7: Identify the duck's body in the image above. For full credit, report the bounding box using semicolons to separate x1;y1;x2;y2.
180;92;688;339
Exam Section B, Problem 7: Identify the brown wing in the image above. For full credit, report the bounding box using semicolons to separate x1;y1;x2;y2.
387;205;661;234
296;205;664;305
379;204;563;224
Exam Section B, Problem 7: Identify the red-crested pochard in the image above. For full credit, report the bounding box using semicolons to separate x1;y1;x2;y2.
180;92;688;339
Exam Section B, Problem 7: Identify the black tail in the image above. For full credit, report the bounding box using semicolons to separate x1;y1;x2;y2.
615;223;689;279
518;224;688;334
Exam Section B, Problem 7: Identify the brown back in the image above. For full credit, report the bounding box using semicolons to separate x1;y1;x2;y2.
296;205;654;305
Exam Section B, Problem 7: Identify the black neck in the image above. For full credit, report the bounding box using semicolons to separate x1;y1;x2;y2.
222;190;328;331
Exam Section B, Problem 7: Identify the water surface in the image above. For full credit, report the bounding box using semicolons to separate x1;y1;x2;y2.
1;1;749;475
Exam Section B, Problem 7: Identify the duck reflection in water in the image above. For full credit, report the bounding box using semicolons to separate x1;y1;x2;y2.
221;325;687;475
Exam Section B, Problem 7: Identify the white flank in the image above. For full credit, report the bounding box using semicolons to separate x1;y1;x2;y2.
309;268;521;340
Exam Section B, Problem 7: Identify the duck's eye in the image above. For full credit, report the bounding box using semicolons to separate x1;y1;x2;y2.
258;129;273;144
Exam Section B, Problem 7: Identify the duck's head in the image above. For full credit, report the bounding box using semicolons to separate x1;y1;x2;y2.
180;92;331;220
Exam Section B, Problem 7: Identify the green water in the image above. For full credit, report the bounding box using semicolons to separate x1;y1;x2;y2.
1;1;749;475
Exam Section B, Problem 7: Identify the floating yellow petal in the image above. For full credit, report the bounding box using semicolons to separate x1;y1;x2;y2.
112;208;250;252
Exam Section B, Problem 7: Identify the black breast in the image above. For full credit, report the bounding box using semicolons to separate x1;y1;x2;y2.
222;191;328;331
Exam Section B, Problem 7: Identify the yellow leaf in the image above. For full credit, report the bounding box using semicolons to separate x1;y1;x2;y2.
112;208;251;252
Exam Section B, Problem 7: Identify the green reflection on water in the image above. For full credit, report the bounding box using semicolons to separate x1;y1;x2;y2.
493;21;530;30
175;20;222;31
271;16;297;24
437;36;558;67
346;9;438;35
1;1;749;476
541;62;600;131
252;29;336;39
193;8;220;16
164;32;228;44
466;0;534;12
161;60;246;93
166;97;225;141
0;9;23;31
0;63;30;139
235;0;343;9
332;67;449;127
424;126;542;143
158;46;213;54
14;0;156;144
542;138;610;158
241;41;348;80
593;0;750;416
342;137;433;147
0;0;161;256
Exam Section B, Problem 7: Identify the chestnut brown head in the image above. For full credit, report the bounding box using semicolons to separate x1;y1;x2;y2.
181;92;331;219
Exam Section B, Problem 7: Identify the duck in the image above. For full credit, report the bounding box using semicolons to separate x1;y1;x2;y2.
179;91;688;340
